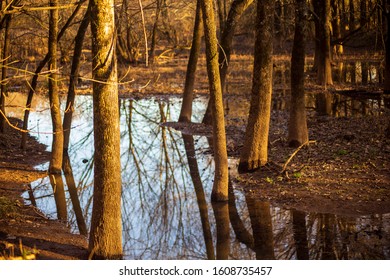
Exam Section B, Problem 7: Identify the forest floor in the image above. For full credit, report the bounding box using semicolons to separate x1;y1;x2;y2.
0;120;88;260
1;54;389;259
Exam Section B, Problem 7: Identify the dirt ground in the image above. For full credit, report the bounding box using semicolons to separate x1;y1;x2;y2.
166;105;390;217
0;119;88;260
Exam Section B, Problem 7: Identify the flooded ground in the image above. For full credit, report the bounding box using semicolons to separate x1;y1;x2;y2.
5;93;388;260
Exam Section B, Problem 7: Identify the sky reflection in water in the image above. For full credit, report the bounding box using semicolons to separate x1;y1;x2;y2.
22;95;390;260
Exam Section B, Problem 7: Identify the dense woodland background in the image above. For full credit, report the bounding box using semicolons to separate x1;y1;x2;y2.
1;0;389;259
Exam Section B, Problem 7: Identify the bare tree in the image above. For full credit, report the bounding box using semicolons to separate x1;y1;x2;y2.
88;0;123;260
178;0;202;122
200;0;229;201
288;0;309;147
238;0;275;172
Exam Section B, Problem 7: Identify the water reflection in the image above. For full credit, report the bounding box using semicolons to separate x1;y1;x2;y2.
19;95;389;259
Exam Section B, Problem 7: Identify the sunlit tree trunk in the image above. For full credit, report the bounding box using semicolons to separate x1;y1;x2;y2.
89;0;123;260
202;0;254;124
48;0;63;173
288;0;308;147
216;0;226;35
138;0;148;66
212;201;230;259
48;0;67;221
0;5;11;134
178;0;202;122
238;0;275;172
200;0;229;201
149;0;161;64
20;1;85;149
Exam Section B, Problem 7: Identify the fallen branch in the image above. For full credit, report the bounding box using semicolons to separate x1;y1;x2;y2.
280;140;316;174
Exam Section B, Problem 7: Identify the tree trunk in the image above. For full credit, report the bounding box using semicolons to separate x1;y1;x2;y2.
216;0;226;35
149;0;161;64
238;0;275;173
288;0;309;148
385;1;390;94
89;0;123;260
200;0;229;202
212;201;230;259
20;0;85;149
0;10;11;133
178;0;202;122
202;0;254;125
63;3;91;152
48;0;64;173
313;0;333;86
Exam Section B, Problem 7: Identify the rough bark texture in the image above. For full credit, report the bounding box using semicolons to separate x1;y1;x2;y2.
219;0;254;92
238;0;274;173
48;0;64;173
89;0;123;260
0;9;11;133
202;0;254;125
178;0;202;122
49;173;68;221
20;1;85;149
212;202;230;259
200;0;229;201
288;0;309;147
313;0;333;86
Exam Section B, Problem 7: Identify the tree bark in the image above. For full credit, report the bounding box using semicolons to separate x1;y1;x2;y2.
178;0;202;122
0;9;11;133
200;0;229;202
89;0;123;260
212;201;230;259
238;0;275;172
288;0;309;147
48;0;64;173
385;1;390;94
313;0;333;86
149;0;161;64
202;0;254;125
20;0;86;149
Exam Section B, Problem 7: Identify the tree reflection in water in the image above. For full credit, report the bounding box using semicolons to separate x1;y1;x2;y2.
23;95;390;260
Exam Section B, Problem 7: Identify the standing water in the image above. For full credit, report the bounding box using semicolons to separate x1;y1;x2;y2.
15;94;390;260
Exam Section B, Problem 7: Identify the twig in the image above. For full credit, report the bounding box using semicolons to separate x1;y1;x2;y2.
280;140;316;174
